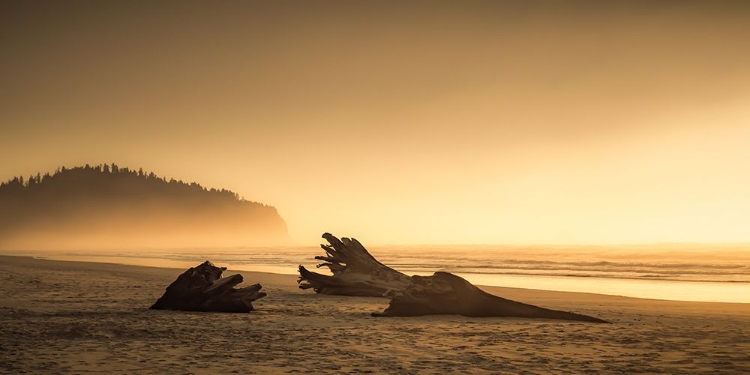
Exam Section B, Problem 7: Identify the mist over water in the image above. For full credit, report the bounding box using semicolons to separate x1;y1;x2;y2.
6;244;749;303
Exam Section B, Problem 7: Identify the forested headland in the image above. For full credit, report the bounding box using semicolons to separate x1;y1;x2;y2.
0;164;288;249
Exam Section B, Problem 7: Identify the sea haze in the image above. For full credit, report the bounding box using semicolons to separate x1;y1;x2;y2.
5;244;748;304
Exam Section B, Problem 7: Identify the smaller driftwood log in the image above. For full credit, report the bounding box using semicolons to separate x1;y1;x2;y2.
298;233;411;296
150;261;266;313
374;272;608;323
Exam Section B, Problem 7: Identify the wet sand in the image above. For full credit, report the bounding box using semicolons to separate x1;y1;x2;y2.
1;255;749;374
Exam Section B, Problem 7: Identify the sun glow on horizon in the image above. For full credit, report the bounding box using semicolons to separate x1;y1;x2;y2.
2;2;750;246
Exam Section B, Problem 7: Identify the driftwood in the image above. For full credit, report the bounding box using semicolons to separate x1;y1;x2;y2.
297;233;411;296
150;261;266;313
300;233;607;322
374;271;608;323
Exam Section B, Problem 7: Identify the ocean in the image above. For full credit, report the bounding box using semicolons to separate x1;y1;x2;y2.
5;244;749;303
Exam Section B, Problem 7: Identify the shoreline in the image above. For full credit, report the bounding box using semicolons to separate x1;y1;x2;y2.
2;254;750;373
3;254;749;312
5;253;750;305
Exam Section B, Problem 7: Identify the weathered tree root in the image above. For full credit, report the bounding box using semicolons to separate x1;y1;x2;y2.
151;261;266;313
300;233;607;322
297;233;411;296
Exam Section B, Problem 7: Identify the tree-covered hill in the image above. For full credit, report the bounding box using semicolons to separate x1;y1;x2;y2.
0;164;288;249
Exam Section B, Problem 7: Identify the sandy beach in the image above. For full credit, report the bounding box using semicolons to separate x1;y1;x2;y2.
1;255;749;374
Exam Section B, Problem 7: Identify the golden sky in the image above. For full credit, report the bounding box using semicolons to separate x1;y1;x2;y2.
2;1;750;245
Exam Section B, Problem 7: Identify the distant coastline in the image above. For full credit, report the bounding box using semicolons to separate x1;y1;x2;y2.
0;164;288;249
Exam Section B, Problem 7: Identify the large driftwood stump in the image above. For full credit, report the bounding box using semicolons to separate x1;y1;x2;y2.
297;233;411;296
150;261;266;313
374;272;608;323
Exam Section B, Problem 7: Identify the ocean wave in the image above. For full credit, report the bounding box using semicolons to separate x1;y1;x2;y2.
391;268;750;284
14;245;750;284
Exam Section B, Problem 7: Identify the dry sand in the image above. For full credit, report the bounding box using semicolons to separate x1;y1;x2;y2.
1;255;749;374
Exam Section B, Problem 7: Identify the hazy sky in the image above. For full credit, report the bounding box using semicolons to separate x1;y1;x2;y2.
2;1;750;245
